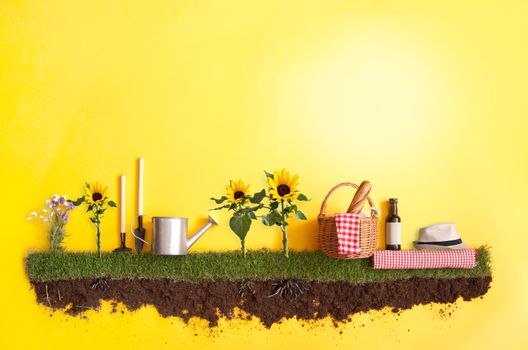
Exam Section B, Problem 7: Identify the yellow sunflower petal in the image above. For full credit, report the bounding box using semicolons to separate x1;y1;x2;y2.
269;189;279;200
281;169;290;184
289;174;299;192
276;169;283;185
267;177;277;189
273;171;280;186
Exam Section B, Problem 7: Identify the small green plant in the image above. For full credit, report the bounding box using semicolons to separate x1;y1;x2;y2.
210;179;266;257
71;182;116;258
261;169;309;258
27;195;75;251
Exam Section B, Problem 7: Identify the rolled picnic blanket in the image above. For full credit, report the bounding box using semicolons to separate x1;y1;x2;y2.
373;249;477;269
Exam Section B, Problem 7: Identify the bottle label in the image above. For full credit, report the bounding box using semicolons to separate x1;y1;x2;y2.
386;222;401;245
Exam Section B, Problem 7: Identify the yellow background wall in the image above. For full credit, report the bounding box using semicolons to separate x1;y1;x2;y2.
1;0;527;348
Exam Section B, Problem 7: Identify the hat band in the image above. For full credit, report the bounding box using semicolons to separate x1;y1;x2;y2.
415;238;463;246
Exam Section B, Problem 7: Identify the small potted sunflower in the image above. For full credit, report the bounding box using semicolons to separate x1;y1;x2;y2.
72;182;116;257
262;169;309;257
211;180;265;257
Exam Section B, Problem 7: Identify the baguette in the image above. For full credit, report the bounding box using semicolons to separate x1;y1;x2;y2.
347;180;372;213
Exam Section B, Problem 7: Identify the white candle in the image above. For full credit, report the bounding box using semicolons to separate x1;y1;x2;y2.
138;157;144;216
120;175;126;233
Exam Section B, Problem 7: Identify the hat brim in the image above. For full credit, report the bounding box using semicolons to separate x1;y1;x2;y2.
413;241;469;250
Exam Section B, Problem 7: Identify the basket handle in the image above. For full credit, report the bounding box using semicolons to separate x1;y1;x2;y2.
319;182;377;216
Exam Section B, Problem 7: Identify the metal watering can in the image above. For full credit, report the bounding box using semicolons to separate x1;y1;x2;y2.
136;215;217;256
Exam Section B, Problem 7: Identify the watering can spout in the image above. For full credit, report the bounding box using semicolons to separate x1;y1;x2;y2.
187;215;218;250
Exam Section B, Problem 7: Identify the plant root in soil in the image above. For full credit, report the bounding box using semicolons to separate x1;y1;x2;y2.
268;279;309;299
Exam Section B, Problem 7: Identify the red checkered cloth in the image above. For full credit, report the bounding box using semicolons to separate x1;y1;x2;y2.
373;249;477;269
335;213;361;255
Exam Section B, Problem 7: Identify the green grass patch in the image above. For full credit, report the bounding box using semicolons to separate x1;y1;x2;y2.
26;247;492;283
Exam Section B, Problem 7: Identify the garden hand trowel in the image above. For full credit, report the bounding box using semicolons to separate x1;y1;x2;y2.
134;217;146;253
113;175;132;253
134;157;146;254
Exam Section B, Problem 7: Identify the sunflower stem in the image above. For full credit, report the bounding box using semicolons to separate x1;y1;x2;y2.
96;221;101;258
281;226;288;258
280;200;289;258
241;239;246;258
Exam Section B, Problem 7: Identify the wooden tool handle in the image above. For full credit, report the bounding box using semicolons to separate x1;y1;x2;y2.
347;180;372;213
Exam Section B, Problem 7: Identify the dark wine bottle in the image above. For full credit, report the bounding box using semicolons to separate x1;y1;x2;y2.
386;198;401;250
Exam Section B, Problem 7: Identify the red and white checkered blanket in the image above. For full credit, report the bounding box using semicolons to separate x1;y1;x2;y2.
373;249;477;269
335;213;361;255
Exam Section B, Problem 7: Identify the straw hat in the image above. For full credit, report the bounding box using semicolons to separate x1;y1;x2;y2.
413;223;469;250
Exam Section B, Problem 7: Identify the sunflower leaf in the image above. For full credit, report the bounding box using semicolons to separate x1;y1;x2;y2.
239;205;261;215
262;211;282;226
248;211;257;220
71;197;84;206
295;210;307;220
211;196;227;204
209;204;230;211
250;189;266;204
270;201;279;210
264;171;274;179
108;201;117;208
297;194;309;201
229;214;252;240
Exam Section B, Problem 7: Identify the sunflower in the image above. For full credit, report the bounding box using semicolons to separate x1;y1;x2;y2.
85;182;108;206
267;169;299;201
226;179;250;204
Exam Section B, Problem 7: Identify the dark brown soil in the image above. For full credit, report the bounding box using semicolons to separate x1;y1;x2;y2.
30;276;491;328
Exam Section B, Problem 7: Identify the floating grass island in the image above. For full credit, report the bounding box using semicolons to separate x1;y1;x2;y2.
26;248;492;327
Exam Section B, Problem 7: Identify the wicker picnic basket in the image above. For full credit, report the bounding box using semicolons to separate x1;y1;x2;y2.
318;182;378;259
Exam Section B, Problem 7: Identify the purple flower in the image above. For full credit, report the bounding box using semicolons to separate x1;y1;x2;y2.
59;196;66;204
66;202;75;210
61;211;70;223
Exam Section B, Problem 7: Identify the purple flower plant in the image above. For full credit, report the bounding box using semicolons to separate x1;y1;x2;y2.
27;194;75;251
